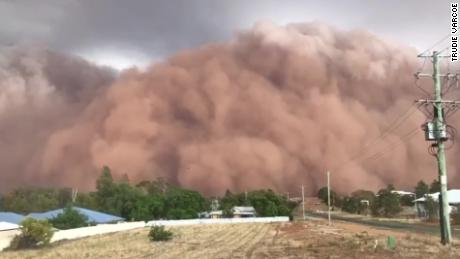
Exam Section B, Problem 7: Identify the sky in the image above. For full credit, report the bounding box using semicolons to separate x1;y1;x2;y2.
0;0;451;70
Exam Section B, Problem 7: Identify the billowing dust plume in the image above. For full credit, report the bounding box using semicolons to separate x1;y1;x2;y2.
2;22;457;195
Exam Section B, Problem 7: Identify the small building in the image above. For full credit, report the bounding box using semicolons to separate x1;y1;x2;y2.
209;210;223;219
232;206;256;218
413;189;460;218
391;190;415;197
0;212;25;225
28;207;125;224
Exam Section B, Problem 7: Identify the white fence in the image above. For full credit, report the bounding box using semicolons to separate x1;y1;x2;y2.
51;221;146;242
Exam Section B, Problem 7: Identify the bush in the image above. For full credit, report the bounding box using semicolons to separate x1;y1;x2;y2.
371;186;402;217
341;196;359;213
424;196;438;222
8;218;54;250
49;206;89;230
148;226;173;241
317;187;339;208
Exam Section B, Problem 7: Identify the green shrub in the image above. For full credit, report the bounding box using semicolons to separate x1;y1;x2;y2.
148;226;173;241
424;196;438;222
49;206;89;230
8;218;54;250
371;186;402;217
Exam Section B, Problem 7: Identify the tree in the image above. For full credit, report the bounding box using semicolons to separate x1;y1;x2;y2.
74;192;99;210
400;194;415;206
111;183;145;220
136;179;170;194
371;185;402;217
95;166;121;216
163;187;209;219
317;187;339;207
130;194;165;221
351;190;375;214
246;190;295;217
218;189;295;218
1;188;63;214
57;188;73;207
415;180;429;198
8;218;54;250
220;190;242;217
49;206;89;230
96;166;116;210
341;196;360;213
429;179;441;193
424;196;438;222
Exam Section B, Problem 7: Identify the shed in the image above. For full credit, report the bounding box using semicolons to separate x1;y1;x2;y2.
209;210;223;219
232;206;256;218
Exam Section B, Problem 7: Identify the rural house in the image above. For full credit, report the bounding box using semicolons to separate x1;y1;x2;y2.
413;189;460;218
232;206;256;218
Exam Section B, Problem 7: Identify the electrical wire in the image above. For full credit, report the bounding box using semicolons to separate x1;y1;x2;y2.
334;127;421;173
332;35;457;174
332;106;419;173
358;127;420;164
418;34;450;56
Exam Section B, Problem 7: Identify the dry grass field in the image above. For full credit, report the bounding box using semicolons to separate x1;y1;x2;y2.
1;220;460;259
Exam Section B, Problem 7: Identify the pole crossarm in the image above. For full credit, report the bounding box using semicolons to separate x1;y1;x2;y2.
415;73;460;79
415;99;460;105
417;54;451;58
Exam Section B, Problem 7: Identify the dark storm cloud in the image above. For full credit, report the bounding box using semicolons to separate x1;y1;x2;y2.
0;0;452;61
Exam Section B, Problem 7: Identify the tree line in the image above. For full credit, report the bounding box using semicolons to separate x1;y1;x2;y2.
0;166;295;222
317;179;442;218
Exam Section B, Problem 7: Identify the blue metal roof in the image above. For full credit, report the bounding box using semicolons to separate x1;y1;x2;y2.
28;207;124;224
0;212;25;224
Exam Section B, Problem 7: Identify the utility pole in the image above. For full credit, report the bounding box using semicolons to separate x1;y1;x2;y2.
327;171;331;226
433;51;451;244
301;185;305;220
416;50;460;244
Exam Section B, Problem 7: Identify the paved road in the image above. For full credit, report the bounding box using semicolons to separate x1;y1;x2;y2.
305;212;460;238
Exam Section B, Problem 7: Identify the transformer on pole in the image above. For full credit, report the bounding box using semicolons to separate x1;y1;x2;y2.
415;51;460;244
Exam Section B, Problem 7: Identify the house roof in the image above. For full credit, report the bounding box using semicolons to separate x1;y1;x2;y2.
232;206;256;214
0;212;25;224
413;189;460;204
28;207;124;224
0;221;20;231
391;190;415;196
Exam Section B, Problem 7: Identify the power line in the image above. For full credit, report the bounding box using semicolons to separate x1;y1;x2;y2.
336;127;420;172
358;127;420;164
418;34;450;57
332;104;417;172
